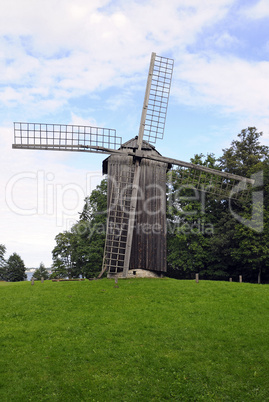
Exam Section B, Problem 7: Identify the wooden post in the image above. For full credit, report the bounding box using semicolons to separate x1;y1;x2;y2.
229;277;232;282
114;277;119;288
31;278;34;285
239;275;242;283
41;277;44;283
258;268;261;284
195;273;199;283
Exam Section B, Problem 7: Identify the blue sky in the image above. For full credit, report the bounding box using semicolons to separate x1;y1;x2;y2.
1;0;269;268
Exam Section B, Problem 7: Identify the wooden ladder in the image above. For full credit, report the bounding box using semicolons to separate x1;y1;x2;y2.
99;166;135;277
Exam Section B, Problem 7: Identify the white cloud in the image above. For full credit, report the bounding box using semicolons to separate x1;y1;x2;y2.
173;53;269;117
69;113;98;127
210;32;241;49
0;0;236;118
242;0;269;19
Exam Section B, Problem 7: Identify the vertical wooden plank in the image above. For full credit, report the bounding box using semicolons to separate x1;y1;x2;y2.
122;160;141;277
106;142;169;275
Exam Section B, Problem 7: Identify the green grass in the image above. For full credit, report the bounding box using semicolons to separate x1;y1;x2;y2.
0;278;269;401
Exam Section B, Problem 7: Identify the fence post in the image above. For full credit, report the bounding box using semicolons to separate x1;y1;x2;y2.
229;277;232;282
239;275;242;283
195;273;199;283
41;277;44;283
31;278;34;285
114;277;119;288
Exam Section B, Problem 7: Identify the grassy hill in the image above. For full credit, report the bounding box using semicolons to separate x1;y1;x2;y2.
0;278;269;401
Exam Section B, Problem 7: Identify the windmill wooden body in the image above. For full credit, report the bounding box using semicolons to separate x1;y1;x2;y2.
103;137;170;276
13;53;254;278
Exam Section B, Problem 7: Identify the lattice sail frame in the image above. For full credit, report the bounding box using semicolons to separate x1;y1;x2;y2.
168;166;252;201
142;54;174;144
13;122;122;152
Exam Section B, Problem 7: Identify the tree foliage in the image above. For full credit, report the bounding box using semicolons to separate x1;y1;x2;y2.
167;127;269;283
0;246;27;282
33;262;49;280
51;180;107;279
167;153;218;278
5;253;26;282
219;127;268;177
0;244;7;280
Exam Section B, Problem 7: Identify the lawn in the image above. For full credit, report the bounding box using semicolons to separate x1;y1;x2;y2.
0;278;269;401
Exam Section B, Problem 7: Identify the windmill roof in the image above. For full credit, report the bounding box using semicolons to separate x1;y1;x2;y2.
102;136;167;174
120;136;161;155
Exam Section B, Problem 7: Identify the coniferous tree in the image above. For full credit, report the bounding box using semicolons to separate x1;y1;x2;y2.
6;253;26;282
33;262;49;280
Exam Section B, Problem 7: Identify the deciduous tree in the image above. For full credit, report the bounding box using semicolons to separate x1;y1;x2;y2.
51;180;107;278
0;244;7;280
167;128;269;283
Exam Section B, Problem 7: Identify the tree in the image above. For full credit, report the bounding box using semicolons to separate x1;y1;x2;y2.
52;231;76;278
219;127;268;177
50;258;68;279
230;201;269;283
0;244;6;264
6;253;26;282
167;128;269;283
0;244;7;280
72;179;107;278
51;179;107;278
167;154;217;278
217;127;269;282
33;262;49;280
71;179;107;278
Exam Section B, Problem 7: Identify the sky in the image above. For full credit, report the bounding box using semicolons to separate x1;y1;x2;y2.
1;0;269;268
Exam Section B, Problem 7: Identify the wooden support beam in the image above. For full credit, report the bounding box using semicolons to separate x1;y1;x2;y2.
122;160;141;278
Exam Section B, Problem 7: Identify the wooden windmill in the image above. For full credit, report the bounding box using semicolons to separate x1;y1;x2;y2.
13;53;254;278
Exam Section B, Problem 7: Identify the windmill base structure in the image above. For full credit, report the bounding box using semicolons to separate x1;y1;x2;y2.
12;52;254;280
102;137;171;277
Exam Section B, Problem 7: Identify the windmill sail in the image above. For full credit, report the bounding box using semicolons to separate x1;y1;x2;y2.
138;53;174;145
167;166;252;201
142;153;255;200
13;122;122;154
